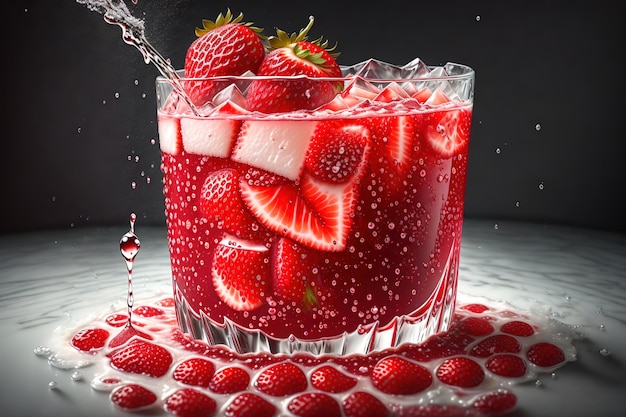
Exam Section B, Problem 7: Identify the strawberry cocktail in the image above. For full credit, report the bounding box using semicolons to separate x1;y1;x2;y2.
156;11;474;354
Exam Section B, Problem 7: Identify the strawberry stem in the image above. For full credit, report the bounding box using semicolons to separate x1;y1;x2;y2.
195;8;265;39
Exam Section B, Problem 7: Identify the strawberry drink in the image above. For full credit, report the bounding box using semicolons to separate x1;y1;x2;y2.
156;11;474;354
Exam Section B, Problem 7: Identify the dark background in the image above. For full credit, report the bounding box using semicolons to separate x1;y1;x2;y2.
4;0;625;233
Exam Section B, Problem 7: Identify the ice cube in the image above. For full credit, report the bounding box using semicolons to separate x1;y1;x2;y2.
181;115;240;157
157;116;182;155
400;57;431;79
343;77;381;101
374;82;411;102
231;120;318;180
349;58;406;80
212;84;247;109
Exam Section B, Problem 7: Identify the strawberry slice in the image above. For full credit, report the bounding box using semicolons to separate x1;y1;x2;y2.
366;114;415;196
304;123;371;184
211;238;271;311
240;173;359;251
246;17;342;113
421;107;472;158
200;168;265;240
382;115;415;175
271;237;321;308
184;10;265;106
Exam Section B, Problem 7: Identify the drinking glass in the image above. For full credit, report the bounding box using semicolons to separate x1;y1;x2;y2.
156;60;474;355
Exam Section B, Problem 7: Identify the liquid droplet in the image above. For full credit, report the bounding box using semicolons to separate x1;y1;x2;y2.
48;381;58;390
476;15;481;21
109;213;147;348
71;371;83;381
535;123;541;131
34;346;52;357
599;348;611;357
538;182;545;190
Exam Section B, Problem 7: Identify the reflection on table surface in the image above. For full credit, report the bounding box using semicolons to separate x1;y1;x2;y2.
0;219;625;417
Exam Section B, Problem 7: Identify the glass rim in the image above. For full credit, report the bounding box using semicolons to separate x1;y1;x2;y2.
156;62;475;84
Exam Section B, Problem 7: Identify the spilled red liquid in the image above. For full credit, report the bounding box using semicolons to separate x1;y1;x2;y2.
42;294;578;417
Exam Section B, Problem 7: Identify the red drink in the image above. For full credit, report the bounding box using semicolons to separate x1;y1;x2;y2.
157;62;474;354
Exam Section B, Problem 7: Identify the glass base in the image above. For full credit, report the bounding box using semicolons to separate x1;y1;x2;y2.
174;247;460;356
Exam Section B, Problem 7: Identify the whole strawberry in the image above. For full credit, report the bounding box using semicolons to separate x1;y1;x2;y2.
184;9;265;106
247;17;342;113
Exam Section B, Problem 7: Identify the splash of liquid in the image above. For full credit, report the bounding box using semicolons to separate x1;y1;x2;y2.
76;0;198;114
109;213;151;348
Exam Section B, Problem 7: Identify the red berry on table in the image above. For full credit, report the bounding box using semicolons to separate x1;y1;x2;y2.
469;334;521;358
70;327;110;352
172;357;216;387
436;356;485;388
342;391;390;417
460;303;490;314
500;320;535;337
164;388;217;417
485;354;527;378
526;342;566;367
310;365;358;393
107;340;173;378
371;356;433;395
472;390;517;415
110;383;157;410
208;366;251;394
254;362;308;396
457;316;496;336
288;392;342;417
133;305;165;318
225;392;276;417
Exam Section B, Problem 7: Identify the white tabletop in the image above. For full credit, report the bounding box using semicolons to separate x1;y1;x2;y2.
1;219;624;417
